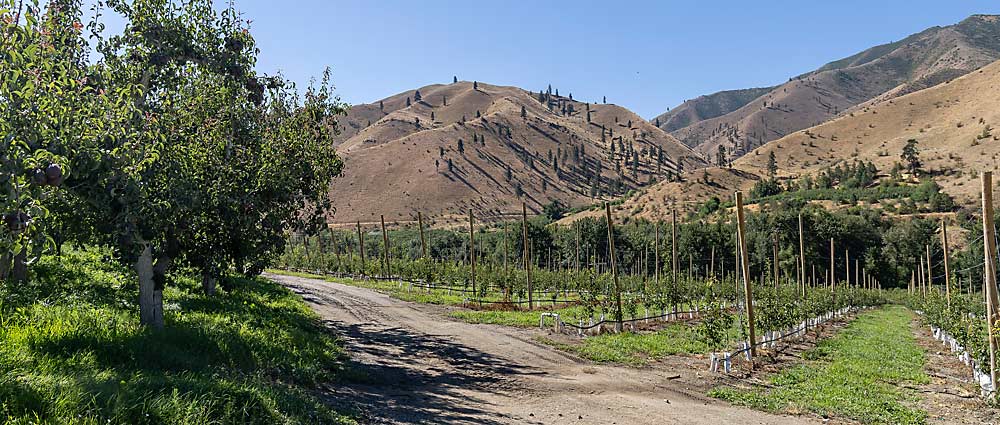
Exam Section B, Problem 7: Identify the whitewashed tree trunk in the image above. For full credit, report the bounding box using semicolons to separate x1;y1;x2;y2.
135;243;164;328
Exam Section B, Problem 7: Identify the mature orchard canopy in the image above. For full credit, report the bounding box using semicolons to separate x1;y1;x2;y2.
0;0;345;328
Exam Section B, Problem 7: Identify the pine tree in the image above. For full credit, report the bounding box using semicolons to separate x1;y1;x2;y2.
453;76;458;83
901;139;921;175
443;95;447;106
521;105;527;118
439;146;445;157
476;110;481;118
431;111;435;121
457;139;464;154
767;151;777;177
602;96;606;104
379;100;384;110
473;81;478;90
414;90;422;102
406;97;411;107
447;158;454;172
505;165;512;182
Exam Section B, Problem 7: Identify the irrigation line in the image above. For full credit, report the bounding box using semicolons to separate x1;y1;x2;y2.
729;306;863;359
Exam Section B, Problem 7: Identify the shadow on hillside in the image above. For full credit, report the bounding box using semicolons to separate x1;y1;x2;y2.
319;319;538;425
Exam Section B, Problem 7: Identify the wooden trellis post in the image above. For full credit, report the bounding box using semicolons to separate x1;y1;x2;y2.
380;215;390;278
772;233;779;289
418;212;428;260
469;209;476;297
522;202;532;309
709;245;715;278
981;171;1000;392
672;209;678;314
655;222;661;288
798;214;805;298
926;244;932;294
942;218;952;307
735;191;756;358
845;249;850;288
604;203;624;333
829;238;835;291
356;220;366;274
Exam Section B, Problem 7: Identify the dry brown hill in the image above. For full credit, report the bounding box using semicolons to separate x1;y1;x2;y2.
660;15;1000;163
328;81;706;226
570;56;1000;224
739;57;1000;206
653;87;774;133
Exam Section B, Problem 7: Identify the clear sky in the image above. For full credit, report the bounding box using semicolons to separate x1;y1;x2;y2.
87;0;1000;119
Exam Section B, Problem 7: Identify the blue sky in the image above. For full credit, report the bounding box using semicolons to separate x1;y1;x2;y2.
87;1;999;119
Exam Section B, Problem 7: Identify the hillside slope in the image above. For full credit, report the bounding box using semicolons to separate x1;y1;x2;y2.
653;87;774;134
739;57;1000;206
662;15;1000;163
329;81;706;225
573;57;1000;224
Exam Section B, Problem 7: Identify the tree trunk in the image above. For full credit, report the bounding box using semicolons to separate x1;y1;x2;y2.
0;252;10;280
135;243;165;329
11;249;27;283
202;273;217;296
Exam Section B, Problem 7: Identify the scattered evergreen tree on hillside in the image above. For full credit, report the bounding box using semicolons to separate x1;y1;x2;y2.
767;151;777;177
902;139;921;175
414;90;421;101
521;105;527;118
453;76;458;83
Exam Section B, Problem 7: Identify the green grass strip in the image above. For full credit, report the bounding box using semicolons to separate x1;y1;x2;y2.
709;305;928;424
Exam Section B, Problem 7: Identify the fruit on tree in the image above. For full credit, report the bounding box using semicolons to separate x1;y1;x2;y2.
45;163;63;186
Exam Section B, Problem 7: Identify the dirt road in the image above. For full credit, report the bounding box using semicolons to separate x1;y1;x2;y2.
266;273;816;424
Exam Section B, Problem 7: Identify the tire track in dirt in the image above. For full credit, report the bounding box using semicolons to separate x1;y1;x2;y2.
267;273;817;424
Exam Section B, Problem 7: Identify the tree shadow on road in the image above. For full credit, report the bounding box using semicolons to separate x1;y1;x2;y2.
318;318;542;425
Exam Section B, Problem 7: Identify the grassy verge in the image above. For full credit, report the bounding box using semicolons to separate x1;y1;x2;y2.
1;250;354;424
537;320;741;365
709;306;927;424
